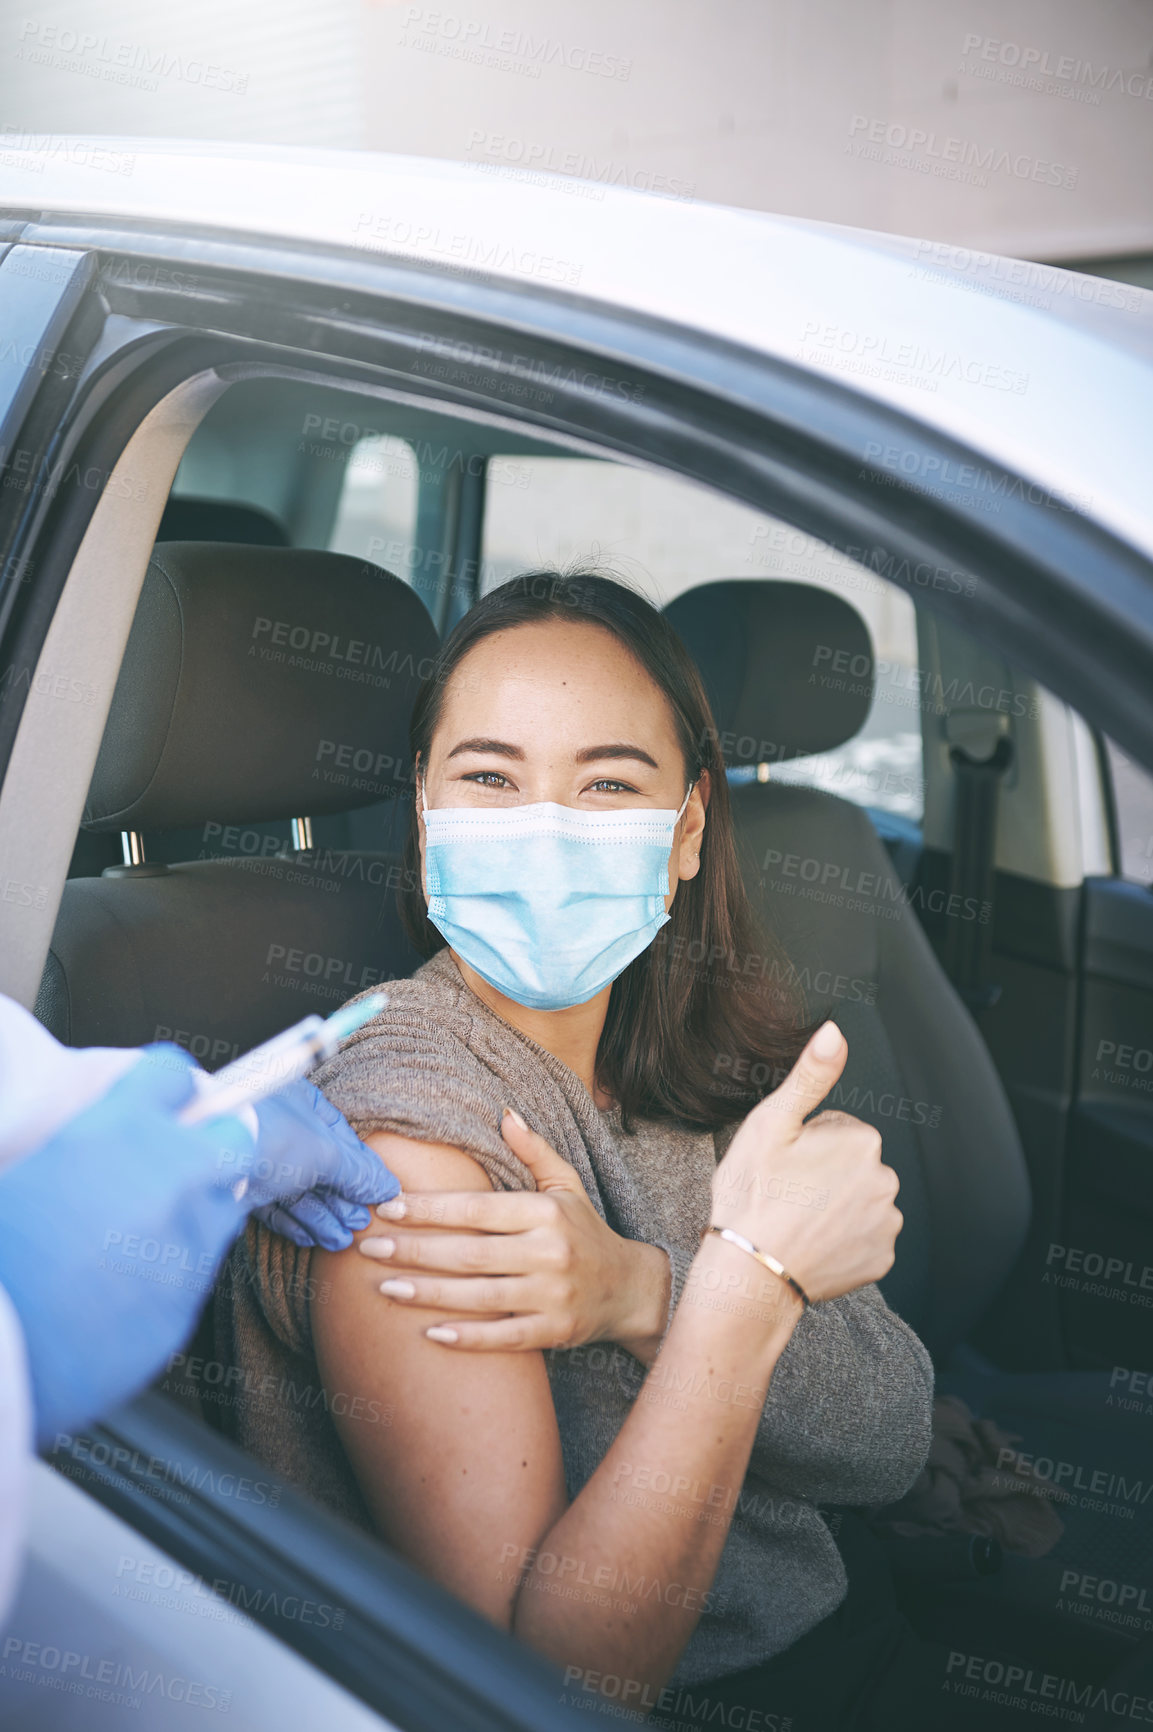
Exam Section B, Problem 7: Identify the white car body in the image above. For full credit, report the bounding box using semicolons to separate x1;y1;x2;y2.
2;137;1152;558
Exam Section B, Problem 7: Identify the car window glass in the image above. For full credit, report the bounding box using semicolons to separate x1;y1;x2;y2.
1103;737;1153;884
327;434;420;581
481;455;923;823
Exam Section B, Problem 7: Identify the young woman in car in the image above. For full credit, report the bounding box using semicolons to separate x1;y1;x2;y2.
219;571;933;1726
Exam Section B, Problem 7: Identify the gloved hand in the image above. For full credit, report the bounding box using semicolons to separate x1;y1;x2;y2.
247;1078;400;1250
0;1043;394;1447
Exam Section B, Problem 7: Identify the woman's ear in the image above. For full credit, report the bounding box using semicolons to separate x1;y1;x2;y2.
413;750;430;904
678;773;708;881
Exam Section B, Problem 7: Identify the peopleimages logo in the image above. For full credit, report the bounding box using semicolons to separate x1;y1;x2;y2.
351;213;582;286
1;1637;230;1712
397;9;632;80
498;1543;729;1616
961;33;1153;102
908;239;1143;313
796;321;1028;394
861;441;1092;515
944;1649;1153;1720
52;1433;282;1507
0;123;136;173
847;114;1078;189
465;130;693;199
563;1665;795;1727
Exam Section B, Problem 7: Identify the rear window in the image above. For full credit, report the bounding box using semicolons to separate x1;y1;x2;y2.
482;455;923;822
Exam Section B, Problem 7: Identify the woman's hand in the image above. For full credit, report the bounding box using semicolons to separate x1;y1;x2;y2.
710;1020;902;1303
357;1112;672;1358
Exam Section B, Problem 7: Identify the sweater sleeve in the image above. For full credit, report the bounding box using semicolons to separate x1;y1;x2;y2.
748;1280;935;1504
657;1234;933;1504
311;988;535;1195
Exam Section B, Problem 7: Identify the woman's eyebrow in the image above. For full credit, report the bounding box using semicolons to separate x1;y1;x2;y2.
445;737;526;761
575;743;661;769
445;739;660;769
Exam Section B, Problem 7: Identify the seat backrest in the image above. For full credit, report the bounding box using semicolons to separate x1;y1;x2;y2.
156;496;290;545
665;581;1032;1360
38;543;436;1063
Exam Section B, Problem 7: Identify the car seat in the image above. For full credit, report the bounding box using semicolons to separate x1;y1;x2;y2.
665;580;1153;1668
36;542;435;1058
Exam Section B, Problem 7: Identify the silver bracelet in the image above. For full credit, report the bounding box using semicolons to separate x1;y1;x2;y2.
701;1224;812;1309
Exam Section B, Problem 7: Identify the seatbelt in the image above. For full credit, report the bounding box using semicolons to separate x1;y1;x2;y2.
942;711;1013;1015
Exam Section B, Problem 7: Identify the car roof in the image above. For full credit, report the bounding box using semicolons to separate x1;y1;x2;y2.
3;137;1153;561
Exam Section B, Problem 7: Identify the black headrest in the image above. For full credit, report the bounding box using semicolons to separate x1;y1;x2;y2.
157;496;290;546
84;544;437;831
664;580;874;768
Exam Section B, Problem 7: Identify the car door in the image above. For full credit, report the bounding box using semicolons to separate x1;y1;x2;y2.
0;237;588;1732
3;169;1153;1724
1063;740;1153;1371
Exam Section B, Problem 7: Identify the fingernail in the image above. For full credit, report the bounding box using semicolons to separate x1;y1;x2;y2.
426;1325;459;1343
502;1105;527;1130
359;1237;395;1258
380;1279;416;1298
811;1020;842;1060
377;1197;406;1219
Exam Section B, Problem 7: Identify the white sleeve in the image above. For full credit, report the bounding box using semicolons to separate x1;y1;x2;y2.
0;994;140;1173
0;1281;32;1627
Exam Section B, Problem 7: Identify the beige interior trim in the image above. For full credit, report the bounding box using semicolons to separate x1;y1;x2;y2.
919;612;1108;888
0;369;229;1007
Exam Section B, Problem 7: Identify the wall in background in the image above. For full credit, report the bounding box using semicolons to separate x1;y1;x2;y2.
2;0;1151;258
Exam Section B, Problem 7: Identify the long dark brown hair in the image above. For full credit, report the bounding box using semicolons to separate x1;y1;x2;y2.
399;570;812;1133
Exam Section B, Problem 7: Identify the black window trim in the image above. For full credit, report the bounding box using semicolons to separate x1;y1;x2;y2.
2;220;1151;783
47;1393;583;1732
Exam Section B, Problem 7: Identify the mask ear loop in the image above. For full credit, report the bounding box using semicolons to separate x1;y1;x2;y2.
676;780;695;821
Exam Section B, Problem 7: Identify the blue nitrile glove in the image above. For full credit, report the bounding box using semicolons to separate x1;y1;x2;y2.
248;1077;400;1251
0;1044;252;1447
0;1046;396;1447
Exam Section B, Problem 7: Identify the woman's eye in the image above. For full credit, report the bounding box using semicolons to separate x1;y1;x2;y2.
588;779;632;794
463;771;510;789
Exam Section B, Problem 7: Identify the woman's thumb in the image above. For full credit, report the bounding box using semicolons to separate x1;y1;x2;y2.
761;1019;847;1135
500;1106;582;1192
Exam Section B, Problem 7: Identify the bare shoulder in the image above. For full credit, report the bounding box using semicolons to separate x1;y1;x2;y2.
310;1133;492;1319
307;1133;564;1617
362;1130;495;1194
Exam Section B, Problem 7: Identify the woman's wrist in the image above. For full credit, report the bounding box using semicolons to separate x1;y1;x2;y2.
679;1230;805;1369
613;1239;672;1364
701;1224;812;1311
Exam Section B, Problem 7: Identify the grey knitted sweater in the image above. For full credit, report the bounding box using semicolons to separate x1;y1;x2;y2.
211;947;934;1685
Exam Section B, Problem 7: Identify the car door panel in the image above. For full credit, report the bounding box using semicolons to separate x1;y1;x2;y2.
1063;877;1153;1368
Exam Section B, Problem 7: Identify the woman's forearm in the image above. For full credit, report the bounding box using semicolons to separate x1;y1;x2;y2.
511;1233;803;1694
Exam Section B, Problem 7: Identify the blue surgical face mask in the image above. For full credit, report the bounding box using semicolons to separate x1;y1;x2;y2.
420;778;695;1010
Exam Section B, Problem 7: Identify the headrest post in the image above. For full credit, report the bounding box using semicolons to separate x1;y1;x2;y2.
291;817;314;851
120;830;146;866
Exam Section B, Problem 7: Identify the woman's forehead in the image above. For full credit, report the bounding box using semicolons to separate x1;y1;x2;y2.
437;620;675;733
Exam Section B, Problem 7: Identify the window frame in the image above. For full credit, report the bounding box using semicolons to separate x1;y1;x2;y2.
3;219;1153;1716
47;1394;576;1732
1097;730;1153;885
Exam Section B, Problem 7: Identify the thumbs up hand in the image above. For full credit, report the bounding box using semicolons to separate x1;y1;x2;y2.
710;1021;903;1304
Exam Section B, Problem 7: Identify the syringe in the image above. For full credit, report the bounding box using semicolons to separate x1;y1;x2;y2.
178;992;388;1128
